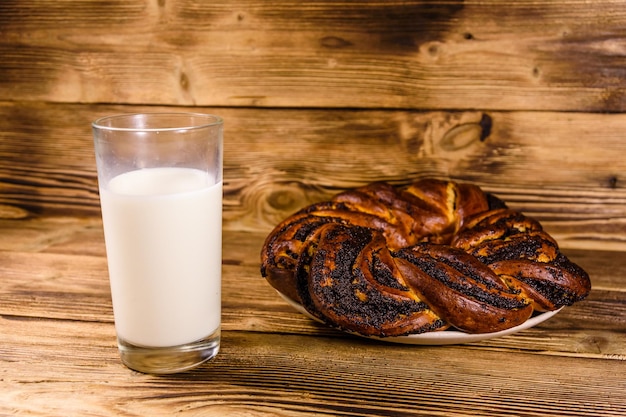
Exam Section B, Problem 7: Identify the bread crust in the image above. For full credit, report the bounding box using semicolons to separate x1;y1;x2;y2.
260;179;591;336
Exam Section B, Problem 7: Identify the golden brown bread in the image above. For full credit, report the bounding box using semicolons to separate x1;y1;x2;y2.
260;179;591;336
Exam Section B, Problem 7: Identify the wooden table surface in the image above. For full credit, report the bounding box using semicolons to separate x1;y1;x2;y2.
1;214;625;417
2;0;626;415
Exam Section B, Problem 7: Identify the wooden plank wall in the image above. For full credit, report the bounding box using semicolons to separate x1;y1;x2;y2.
1;0;625;251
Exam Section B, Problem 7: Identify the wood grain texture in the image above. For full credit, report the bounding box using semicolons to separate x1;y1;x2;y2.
1;217;625;417
1;0;626;111
1;1;624;415
0;218;623;358
1;101;625;250
2;322;626;417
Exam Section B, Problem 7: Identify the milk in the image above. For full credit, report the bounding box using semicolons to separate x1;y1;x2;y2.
99;167;222;348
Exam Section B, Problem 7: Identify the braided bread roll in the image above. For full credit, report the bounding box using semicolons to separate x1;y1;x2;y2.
260;179;591;336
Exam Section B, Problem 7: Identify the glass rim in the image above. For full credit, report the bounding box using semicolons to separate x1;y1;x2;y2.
92;112;223;132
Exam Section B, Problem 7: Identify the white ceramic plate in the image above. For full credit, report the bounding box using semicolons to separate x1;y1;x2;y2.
278;292;562;345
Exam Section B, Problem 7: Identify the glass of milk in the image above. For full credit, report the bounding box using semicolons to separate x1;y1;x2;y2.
92;113;223;374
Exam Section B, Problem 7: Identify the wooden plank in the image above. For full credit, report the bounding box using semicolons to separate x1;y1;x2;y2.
1;101;625;249
1;319;625;417
1;1;626;111
0;214;624;358
0;217;623;415
0;215;622;291
0;216;105;256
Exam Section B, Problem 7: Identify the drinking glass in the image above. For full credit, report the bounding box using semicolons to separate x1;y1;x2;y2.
93;113;223;374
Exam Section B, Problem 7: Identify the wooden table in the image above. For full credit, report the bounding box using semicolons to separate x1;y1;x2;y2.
1;214;625;416
2;0;626;414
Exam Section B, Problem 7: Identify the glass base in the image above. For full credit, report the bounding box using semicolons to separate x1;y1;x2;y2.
117;328;220;374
